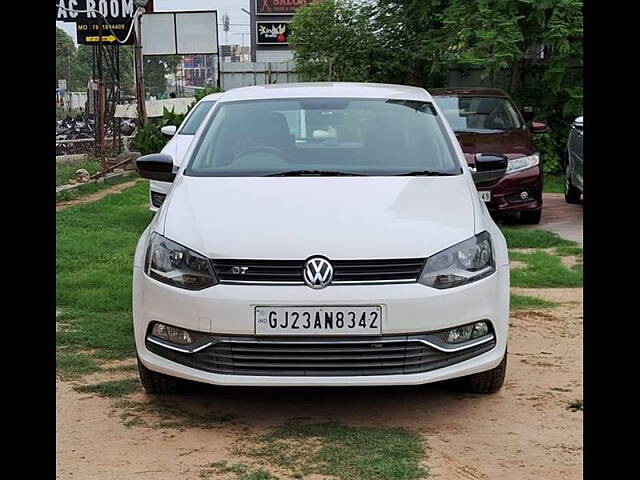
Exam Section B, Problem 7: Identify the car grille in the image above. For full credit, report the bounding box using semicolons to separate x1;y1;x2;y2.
211;258;426;285
146;335;495;376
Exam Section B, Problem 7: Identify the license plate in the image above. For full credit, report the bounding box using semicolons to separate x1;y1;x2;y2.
479;191;491;202
255;306;382;335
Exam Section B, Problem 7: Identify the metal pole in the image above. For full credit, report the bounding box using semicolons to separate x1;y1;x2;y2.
216;17;222;89
97;17;107;170
134;14;148;126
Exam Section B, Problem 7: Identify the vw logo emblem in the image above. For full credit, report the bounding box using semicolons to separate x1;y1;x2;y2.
303;257;334;289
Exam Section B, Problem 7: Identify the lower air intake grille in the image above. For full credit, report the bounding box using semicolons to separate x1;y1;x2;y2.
146;335;495;376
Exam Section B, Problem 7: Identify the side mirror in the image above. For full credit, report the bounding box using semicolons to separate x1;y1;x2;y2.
522;106;535;122
161;125;177;137
136;153;176;182
531;121;549;134
573;116;583;130
472;153;508;184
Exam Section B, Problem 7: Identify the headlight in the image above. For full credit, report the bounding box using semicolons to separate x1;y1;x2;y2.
506;154;539;174
419;232;495;289
144;233;218;290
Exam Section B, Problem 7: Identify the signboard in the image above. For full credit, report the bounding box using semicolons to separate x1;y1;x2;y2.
257;22;290;45
76;19;135;44
142;11;218;55
56;0;137;22
256;0;317;15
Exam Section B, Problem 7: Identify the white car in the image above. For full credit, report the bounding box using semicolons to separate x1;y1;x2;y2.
133;83;510;394
149;93;223;212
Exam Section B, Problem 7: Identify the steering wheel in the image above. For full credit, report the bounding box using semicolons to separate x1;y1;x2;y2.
485;108;506;129
233;145;293;163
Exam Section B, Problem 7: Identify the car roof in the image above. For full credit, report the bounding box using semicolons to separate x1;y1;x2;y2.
429;87;509;98
216;82;432;102
200;92;223;102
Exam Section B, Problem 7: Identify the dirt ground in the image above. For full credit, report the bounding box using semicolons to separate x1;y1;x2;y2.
56;179;141;211
56;288;582;480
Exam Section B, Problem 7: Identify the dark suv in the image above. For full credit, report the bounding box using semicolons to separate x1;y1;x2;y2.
431;88;548;224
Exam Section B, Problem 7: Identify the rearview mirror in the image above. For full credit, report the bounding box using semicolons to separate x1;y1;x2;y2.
522;106;535;122
531;121;549;134
472;153;508;185
161;125;177;137
573;116;583;130
136;153;176;182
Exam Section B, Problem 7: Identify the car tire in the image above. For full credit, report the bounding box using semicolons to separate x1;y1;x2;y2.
519;209;541;225
458;351;507;394
137;356;179;394
564;164;581;204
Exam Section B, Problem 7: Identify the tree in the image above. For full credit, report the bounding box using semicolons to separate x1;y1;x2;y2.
289;0;381;82
289;0;583;173
56;27;77;89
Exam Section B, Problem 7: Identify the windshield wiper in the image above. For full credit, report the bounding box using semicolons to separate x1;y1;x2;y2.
263;169;365;177
393;170;456;176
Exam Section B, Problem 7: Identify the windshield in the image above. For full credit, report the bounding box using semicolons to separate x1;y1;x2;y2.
178;100;216;135
186;98;462;177
434;96;523;133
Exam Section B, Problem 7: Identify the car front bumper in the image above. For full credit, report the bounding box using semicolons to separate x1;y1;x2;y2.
477;166;543;214
133;264;509;386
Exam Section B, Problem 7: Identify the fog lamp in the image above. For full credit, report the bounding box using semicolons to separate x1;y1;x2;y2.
446;321;490;344
150;323;193;345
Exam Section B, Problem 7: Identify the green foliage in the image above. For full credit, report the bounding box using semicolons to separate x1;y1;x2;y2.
290;0;583;165
56;27;135;94
249;422;427;480
130;106;185;155
130;119;167;155
56;158;101;186
501;227;576;248
56;27;76;88
290;0;380;82
509;250;582;288
544;174;564;193
510;293;556;310
56;182;150;364
75;379;141;398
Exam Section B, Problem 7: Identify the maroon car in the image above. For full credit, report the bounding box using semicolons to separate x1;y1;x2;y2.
431;88;548;224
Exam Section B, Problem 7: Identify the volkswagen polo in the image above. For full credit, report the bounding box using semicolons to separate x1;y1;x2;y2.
133;83;510;394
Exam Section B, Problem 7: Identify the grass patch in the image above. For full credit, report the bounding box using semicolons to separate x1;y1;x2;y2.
75;378;141;398
56;181;150;371
544;174;564;194
56;173;139;202
510;293;557;310
510;250;582;288
240;422;427;480
501;227;576;249
56;351;102;380
113;397;238;430
56;158;100;186
553;245;583;257
201;462;278;480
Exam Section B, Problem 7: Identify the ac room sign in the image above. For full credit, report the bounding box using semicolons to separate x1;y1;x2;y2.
256;22;291;45
56;0;139;22
256;0;320;15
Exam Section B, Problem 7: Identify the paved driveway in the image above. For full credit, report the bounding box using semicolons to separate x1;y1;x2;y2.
500;193;583;244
